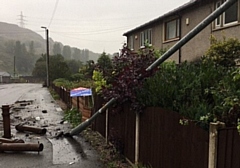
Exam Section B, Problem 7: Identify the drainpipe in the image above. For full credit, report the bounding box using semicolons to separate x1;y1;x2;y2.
0;142;44;152
178;15;182;64
15;124;47;135
0;138;24;143
146;0;237;71
2;105;11;138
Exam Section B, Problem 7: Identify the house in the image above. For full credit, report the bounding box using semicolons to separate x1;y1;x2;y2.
123;0;240;63
0;71;11;83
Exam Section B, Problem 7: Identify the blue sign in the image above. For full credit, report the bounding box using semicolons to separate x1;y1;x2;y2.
70;87;92;97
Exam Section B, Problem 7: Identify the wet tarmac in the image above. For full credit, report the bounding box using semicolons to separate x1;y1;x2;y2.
0;83;104;168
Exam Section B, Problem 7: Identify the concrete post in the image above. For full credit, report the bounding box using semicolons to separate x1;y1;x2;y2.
208;122;225;168
105;109;108;143
135;112;140;164
2;105;11;138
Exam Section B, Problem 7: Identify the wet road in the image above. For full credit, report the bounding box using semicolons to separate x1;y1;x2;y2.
0;83;103;168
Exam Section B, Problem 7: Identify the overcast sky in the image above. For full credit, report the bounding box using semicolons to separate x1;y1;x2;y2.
1;0;189;54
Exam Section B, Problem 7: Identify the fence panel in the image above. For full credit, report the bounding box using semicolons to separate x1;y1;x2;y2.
108;103;136;162
92;95;106;137
217;128;240;168
139;107;209;168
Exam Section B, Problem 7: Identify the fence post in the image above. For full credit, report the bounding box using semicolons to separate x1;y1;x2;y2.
105;109;109;143
77;97;79;111
135;112;140;164
208;122;225;168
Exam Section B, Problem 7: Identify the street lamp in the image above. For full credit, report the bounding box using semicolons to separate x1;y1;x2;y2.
41;26;50;87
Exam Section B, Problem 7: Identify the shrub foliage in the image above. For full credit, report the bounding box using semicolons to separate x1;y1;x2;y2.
137;37;240;128
99;46;158;112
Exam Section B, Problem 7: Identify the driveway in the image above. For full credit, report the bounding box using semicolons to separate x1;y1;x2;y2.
0;83;104;168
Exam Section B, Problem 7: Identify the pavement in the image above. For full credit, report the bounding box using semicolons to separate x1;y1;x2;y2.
0;83;104;168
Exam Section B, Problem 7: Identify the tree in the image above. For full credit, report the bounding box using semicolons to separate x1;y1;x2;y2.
99;46;157;112
29;41;35;56
5;40;15;55
32;54;71;82
53;42;62;55
62;45;71;59
65;59;83;74
32;54;46;79
96;52;112;77
14;41;28;73
72;47;81;60
79;60;95;79
81;49;89;64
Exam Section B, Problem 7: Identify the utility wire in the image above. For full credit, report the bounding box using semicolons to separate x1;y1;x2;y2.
51;32;123;43
50;24;136;35
48;0;59;28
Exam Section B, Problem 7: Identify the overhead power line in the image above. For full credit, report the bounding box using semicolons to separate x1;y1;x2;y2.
48;0;59;28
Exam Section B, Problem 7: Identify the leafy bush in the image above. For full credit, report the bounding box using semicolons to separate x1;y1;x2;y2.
137;36;240;129
203;36;240;67
64;108;82;127
92;70;109;93
53;78;93;89
100;46;158;113
49;88;60;100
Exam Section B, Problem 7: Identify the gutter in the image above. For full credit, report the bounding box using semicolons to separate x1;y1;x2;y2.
123;0;199;36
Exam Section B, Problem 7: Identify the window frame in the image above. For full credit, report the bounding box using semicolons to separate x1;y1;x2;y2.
223;0;238;26
140;29;152;47
215;1;222;27
214;0;239;28
129;35;134;50
164;18;180;41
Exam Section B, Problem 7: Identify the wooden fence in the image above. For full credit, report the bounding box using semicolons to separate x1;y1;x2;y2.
92;96;240;168
52;87;240;168
51;84;91;121
217;127;240;168
72;96;91;121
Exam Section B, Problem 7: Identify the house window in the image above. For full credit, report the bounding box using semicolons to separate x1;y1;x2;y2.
140;29;152;47
129;35;134;50
223;1;238;25
215;0;238;27
165;18;180;41
215;1;222;27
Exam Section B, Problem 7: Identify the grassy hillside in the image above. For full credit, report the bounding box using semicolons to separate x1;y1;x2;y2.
0;22;46;54
0;22;101;75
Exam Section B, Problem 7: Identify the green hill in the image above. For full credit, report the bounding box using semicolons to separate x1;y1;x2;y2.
0;22;101;75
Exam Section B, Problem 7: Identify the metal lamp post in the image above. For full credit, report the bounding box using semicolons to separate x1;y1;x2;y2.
41;26;50;87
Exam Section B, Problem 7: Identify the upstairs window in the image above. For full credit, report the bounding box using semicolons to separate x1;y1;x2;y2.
215;0;239;28
224;1;238;25
215;1;222;27
129;35;134;50
165;18;180;41
140;29;152;47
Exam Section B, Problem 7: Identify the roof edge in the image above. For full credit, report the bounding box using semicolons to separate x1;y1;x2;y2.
123;0;199;36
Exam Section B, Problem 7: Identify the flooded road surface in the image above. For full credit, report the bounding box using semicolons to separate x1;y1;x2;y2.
0;83;104;168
